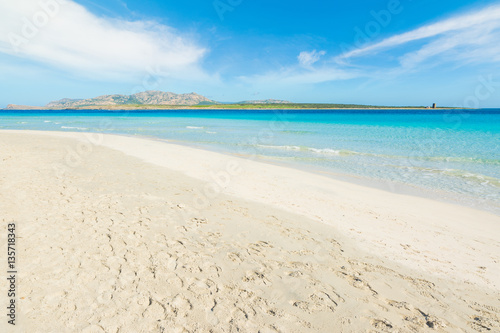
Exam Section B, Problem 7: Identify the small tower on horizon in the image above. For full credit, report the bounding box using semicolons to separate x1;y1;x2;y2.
432;103;436;109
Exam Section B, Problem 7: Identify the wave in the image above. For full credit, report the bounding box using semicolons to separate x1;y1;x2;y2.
280;130;315;135
256;145;303;151
407;167;500;187
186;126;204;129
256;145;361;156
418;156;500;165
61;126;88;130
255;145;500;165
440;169;500;187
254;146;500;188
310;148;368;156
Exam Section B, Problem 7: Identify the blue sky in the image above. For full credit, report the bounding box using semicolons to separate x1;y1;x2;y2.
1;0;500;107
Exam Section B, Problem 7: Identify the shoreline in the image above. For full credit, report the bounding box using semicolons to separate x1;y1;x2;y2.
3;129;499;287
155;136;500;217
28;128;498;216
2;106;466;111
182;140;500;216
1;130;499;332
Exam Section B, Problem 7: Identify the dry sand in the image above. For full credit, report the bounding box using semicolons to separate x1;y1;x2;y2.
0;130;499;333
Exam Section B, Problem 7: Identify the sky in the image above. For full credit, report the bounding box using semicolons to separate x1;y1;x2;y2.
1;0;500;107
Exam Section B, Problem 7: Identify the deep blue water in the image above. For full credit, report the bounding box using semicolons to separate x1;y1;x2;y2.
1;109;499;213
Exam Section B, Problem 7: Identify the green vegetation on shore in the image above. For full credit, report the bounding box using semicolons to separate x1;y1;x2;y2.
3;103;456;110
64;103;451;110
4;91;454;110
190;103;444;109
3;103;458;111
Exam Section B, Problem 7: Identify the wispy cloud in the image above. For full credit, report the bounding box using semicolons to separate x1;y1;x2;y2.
240;66;359;86
398;23;500;70
298;50;326;68
0;0;208;81
239;50;355;86
246;4;500;87
338;4;500;64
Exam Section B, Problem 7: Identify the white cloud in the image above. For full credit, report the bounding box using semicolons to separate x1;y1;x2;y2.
297;49;326;67
398;20;500;70
240;66;359;86
339;4;500;62
252;4;500;87
239;49;352;86
0;0;208;81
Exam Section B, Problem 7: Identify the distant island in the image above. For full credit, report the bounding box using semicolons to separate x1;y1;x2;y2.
3;90;449;110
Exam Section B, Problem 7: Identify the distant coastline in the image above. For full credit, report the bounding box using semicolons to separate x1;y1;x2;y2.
2;90;456;110
3;103;459;111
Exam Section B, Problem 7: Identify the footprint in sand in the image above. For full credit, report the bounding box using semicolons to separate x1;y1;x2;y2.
243;270;272;286
227;252;244;263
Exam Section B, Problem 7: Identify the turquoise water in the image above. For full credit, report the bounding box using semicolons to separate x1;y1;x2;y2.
1;109;499;213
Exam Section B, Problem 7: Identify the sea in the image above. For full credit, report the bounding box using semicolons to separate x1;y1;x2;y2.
1;109;499;214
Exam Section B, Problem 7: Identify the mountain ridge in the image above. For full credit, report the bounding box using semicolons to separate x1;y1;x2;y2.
45;91;218;108
2;92;449;110
2;91;294;110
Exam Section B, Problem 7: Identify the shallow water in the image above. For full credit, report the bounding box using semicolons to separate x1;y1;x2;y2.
1;109;499;213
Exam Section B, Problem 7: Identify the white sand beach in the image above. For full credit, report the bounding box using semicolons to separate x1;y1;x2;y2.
1;130;499;333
